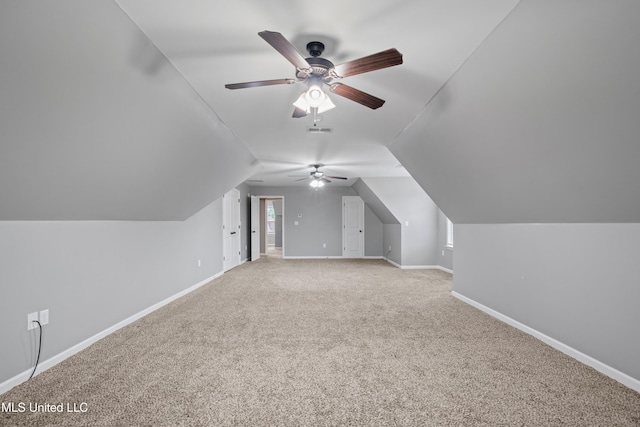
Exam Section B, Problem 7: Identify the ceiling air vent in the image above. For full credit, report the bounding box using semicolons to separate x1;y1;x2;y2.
307;127;333;134
246;179;264;183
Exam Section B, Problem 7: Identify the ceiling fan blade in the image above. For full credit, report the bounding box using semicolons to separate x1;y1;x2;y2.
225;78;296;90
330;83;385;109
295;177;310;182
332;48;403;78
292;107;308;118
322;178;332;183
258;31;312;72
326;175;348;180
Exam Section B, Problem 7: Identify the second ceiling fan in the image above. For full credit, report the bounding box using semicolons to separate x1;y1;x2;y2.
291;164;348;188
225;31;403;118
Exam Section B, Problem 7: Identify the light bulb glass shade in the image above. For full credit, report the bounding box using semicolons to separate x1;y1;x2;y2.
305;85;324;107
310;179;324;188
317;95;335;114
293;93;311;113
293;87;335;115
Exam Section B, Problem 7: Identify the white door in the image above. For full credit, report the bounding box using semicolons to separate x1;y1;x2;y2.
250;196;260;261
222;189;241;271
342;196;364;258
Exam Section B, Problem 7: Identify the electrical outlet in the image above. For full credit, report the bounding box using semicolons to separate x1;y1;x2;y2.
197;259;201;267
323;243;326;248
27;312;38;330
39;309;49;326
388;246;392;252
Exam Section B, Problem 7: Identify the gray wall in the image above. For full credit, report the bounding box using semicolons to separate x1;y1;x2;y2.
273;200;283;248
0;1;258;221
383;224;402;265
0;199;224;385
453;223;640;382
249;186;363;257
352;179;399;225
364;205;383;257
388;0;640;224
360;177;439;267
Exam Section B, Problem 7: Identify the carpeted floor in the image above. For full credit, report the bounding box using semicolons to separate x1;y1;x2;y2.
1;258;639;426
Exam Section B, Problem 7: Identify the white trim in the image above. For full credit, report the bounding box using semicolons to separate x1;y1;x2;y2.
451;291;640;394
363;256;384;260
0;271;223;395
283;256;344;259
385;258;402;268
383;259;452;274
399;264;441;270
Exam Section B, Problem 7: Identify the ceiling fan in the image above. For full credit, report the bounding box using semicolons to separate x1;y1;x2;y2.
225;31;403;118
290;164;348;188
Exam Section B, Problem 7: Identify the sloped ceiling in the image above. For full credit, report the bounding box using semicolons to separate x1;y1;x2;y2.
116;0;519;187
390;0;640;223
357;177;436;227
7;1;634;224
0;1;258;220
352;179;399;225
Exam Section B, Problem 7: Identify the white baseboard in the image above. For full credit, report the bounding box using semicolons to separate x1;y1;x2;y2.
363;256;384;260
435;266;454;274
385;258;401;268
400;264;440;270
0;271;223;395
283;256;344;259
451;291;640;394
384;259;453;274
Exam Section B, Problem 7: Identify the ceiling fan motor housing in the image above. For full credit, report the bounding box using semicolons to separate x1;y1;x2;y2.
297;56;335;80
306;41;325;57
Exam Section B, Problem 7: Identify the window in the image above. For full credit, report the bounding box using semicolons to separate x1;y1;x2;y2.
445;217;454;248
266;203;275;235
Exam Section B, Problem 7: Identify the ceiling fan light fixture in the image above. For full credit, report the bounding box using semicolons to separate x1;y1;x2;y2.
293;88;335;115
293;92;311;113
306;85;324;106
310;178;324;188
316;94;335;114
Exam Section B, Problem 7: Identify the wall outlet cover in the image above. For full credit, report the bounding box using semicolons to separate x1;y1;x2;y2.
27;312;38;330
39;309;49;326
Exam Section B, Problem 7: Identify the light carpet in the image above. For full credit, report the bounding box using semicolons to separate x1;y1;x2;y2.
1;258;639;426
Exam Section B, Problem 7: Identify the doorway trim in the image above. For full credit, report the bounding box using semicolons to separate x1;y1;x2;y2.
222;188;241;271
250;195;285;260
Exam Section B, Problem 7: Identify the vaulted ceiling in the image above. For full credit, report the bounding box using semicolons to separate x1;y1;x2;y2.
2;1;639;223
116;0;518;187
390;0;640;223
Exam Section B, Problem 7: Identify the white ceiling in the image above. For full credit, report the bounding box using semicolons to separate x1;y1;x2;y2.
116;0;519;187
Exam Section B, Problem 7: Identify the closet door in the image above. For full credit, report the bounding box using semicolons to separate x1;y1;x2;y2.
342;196;364;258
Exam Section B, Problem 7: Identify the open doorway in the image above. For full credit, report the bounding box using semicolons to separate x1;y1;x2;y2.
251;196;284;260
264;198;283;258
